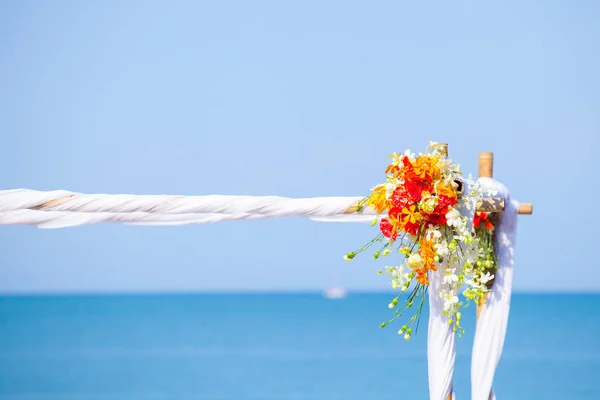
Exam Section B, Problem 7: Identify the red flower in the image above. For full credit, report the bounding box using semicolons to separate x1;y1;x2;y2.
404;178;429;202
388;207;401;220
474;212;485;228
402;219;421;236
380;218;397;240
438;194;458;209
391;187;413;210
474;212;494;230
423;195;457;226
425;212;446;226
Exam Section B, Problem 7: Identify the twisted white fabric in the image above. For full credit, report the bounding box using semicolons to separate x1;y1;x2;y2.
0;189;375;228
0;209;375;229
0;181;501;229
471;178;518;400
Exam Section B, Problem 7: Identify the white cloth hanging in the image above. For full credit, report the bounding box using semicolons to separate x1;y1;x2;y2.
427;190;477;400
470;178;519;400
427;267;457;400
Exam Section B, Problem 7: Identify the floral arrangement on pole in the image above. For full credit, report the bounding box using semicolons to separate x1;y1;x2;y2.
344;142;492;340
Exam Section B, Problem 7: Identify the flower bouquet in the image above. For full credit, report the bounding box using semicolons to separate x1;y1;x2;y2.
345;142;494;339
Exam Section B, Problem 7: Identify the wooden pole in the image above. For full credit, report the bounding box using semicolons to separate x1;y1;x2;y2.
519;203;533;214
478;152;533;215
479;152;493;178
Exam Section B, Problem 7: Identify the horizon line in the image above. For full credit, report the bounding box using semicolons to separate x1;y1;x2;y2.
1;288;599;297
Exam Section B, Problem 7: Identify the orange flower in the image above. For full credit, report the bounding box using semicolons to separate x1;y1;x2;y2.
412;238;438;286
395;156;416;181
367;184;390;214
385;163;400;176
385;153;403;176
413;155;440;181
419;237;437;273
415;271;429;285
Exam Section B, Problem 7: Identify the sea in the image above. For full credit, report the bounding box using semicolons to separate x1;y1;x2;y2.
0;293;598;400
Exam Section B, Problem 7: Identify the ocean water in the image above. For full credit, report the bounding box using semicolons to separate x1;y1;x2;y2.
0;293;598;400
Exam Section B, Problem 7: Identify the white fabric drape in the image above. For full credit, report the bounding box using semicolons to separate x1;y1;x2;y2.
471;178;519;400
427;191;476;400
427;268;456;400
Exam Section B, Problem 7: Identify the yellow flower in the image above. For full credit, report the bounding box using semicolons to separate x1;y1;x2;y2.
435;181;456;198
366;184;390;214
399;205;422;226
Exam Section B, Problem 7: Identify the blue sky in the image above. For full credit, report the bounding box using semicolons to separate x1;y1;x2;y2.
0;0;598;293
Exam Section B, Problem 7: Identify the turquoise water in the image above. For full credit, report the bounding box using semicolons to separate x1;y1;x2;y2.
0;293;598;399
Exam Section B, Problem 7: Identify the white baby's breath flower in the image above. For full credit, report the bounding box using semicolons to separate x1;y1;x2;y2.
443;294;460;313
389;152;402;167
479;271;495;284
425;225;442;241
392;265;410;282
446;208;462;228
387;265;410;291
384;182;395;198
435;240;450;257
443;268;459;285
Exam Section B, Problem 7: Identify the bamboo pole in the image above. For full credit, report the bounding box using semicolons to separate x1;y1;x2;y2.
519;203;533;214
479;152;493;178
478;152;533;215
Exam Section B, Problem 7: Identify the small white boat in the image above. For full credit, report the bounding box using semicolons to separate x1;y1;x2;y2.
324;287;347;299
